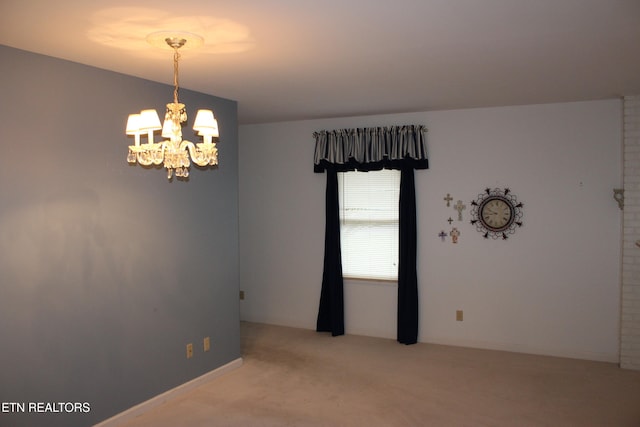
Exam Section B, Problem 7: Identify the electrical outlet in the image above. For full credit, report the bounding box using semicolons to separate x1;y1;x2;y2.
203;337;211;352
186;343;193;359
239;290;245;300
456;310;464;321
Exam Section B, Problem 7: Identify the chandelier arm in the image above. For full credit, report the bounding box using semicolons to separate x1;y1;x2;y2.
136;152;153;166
153;141;167;165
179;140;194;150
180;140;209;167
181;140;200;164
132;142;165;166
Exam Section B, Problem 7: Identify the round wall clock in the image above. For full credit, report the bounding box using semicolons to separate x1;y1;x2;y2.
470;188;523;239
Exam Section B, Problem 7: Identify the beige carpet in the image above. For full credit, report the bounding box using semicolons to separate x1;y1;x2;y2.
120;322;640;426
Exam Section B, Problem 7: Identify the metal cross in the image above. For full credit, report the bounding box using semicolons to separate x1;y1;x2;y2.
450;227;460;243
444;193;453;207
454;200;466;221
447;217;453;224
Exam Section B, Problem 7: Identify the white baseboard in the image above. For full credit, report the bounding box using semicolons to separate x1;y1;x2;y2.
94;358;243;427
424;336;619;363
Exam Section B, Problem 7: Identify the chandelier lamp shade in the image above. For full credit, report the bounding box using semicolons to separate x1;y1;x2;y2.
125;32;219;180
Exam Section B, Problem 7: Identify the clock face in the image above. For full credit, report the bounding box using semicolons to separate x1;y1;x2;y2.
470;188;523;240
479;197;513;231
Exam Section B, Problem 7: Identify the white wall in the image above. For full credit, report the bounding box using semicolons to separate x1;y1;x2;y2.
239;100;622;362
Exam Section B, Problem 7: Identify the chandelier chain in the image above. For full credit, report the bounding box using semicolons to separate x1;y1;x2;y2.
173;47;180;105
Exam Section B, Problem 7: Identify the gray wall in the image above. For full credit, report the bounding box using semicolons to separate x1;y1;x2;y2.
239;100;622;362
0;45;240;427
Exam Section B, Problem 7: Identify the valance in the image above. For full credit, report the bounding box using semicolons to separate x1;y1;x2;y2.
313;125;428;172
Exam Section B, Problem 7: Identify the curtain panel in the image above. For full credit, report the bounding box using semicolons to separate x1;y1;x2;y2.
313;125;427;344
313;125;428;172
316;170;345;336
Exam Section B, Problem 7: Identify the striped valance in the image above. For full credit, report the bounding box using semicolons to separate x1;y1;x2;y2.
313;125;428;172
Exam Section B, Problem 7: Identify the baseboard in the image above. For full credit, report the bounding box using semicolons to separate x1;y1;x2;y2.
243;319;618;363
240;315;313;331
424;336;618;363
94;358;243;427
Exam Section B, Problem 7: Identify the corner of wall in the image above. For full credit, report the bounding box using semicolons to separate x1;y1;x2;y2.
621;94;640;370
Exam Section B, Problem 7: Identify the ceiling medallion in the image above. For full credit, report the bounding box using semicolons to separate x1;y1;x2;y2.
470;188;523;240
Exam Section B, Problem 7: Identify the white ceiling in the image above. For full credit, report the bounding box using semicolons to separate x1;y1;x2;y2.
1;0;639;124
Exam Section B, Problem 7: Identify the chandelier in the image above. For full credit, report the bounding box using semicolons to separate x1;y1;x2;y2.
125;32;219;180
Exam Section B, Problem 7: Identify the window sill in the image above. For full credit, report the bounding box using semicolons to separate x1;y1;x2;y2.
343;276;398;286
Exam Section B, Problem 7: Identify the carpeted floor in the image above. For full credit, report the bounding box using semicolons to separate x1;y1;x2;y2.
119;322;640;426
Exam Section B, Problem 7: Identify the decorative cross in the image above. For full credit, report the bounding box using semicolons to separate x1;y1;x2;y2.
450;227;460;244
454;200;466;221
438;230;447;242
447;217;453;225
444;193;453;207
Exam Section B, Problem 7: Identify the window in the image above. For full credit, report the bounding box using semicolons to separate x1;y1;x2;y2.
338;169;400;281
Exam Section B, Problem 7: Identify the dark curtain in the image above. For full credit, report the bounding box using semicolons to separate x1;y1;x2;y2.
313;125;427;343
316;170;345;336
397;167;419;344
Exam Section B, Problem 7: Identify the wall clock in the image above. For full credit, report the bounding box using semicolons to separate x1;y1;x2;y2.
470;188;523;239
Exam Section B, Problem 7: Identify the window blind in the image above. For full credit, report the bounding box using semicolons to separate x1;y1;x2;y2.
338;169;400;281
